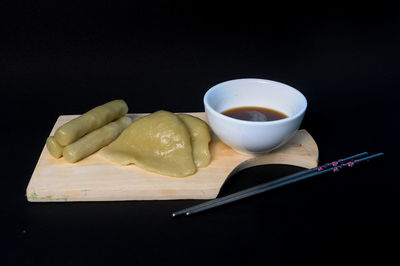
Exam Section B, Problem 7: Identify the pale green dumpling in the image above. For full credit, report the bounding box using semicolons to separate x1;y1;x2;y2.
100;110;196;177
178;114;211;168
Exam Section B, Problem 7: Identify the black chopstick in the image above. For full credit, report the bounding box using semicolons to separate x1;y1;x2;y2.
172;152;368;217
172;152;383;217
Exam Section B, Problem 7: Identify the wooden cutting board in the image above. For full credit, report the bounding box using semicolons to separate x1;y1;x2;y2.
26;112;319;202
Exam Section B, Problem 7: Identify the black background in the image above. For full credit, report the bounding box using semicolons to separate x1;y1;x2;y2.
2;2;398;265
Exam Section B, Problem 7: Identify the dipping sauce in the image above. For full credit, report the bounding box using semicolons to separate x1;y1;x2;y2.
222;106;288;122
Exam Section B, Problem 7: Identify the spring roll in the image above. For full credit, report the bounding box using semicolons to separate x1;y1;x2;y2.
63;116;132;163
46;136;64;159
55;99;128;146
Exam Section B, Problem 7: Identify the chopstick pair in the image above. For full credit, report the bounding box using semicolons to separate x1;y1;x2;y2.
172;152;384;217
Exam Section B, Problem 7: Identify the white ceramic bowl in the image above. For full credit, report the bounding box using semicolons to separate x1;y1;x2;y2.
204;78;307;155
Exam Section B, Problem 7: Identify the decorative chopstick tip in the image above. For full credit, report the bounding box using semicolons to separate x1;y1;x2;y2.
330;152;383;173
318;152;368;171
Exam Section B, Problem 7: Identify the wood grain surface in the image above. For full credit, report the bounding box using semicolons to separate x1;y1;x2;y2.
26;113;319;201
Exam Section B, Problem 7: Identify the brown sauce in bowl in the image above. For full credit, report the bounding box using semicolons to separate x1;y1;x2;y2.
222;106;288;122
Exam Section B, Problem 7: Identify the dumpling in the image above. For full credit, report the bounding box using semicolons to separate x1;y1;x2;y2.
100;110;196;177
178;114;211;168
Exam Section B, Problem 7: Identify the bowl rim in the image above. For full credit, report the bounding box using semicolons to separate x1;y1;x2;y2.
203;78;308;126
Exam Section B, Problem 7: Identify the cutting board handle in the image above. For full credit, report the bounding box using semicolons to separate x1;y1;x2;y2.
221;129;319;189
